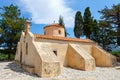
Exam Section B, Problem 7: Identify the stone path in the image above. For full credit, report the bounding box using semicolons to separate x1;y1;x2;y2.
0;61;120;80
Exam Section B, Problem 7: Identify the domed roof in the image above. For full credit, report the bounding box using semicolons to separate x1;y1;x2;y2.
44;23;64;29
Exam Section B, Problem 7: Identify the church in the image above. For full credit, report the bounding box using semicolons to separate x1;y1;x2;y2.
15;20;117;77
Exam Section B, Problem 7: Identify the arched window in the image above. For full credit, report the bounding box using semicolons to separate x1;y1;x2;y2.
58;30;61;35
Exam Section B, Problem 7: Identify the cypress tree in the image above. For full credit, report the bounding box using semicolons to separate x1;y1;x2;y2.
74;11;83;38
59;15;68;37
83;7;93;39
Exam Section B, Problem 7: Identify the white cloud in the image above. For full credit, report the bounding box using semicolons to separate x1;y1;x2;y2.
19;0;75;28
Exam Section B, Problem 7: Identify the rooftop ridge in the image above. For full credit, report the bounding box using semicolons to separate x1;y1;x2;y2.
34;34;95;43
44;23;64;29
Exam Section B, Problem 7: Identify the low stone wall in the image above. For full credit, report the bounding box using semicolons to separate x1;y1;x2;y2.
14;60;35;74
117;57;120;62
42;62;60;77
22;64;35;74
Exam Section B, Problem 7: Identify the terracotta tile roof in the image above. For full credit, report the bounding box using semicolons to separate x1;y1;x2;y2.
34;34;95;43
44;23;64;29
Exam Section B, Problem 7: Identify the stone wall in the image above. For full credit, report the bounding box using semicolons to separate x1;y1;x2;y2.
92;46;117;66
44;26;65;37
67;44;95;71
15;32;61;77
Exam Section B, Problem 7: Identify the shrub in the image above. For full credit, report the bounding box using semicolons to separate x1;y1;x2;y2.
111;51;120;57
0;53;15;61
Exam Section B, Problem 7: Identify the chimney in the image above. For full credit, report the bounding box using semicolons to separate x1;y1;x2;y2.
25;20;30;35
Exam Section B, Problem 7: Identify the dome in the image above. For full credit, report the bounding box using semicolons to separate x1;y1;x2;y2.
44;23;65;37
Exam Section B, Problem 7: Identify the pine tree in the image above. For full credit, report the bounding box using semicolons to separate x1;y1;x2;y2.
74;11;83;38
98;4;120;45
58;15;68;37
83;7;93;39
0;4;25;60
98;20;115;51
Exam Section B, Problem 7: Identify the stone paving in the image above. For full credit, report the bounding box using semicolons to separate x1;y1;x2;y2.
0;61;120;80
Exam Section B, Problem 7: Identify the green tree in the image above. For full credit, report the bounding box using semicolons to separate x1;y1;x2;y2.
58;15;68;37
0;4;25;60
98;20;115;51
91;19;99;42
59;15;65;27
83;7;93;38
74;11;83;38
98;4;120;45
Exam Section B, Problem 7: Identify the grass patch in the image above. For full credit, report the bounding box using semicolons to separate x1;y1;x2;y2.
0;53;15;61
111;51;120;57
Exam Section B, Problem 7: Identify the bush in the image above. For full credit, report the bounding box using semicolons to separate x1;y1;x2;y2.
111;51;120;57
0;53;15;61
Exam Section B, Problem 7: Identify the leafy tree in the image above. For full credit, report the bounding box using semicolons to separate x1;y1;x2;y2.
74;11;83;38
98;4;120;45
58;15;69;37
83;7;93;38
0;4;25;60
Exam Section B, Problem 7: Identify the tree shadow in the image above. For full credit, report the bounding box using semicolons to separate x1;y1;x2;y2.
116;62;120;66
4;62;39;78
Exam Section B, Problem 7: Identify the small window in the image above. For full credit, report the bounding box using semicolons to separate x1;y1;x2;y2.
53;50;57;56
58;30;61;35
26;43;28;55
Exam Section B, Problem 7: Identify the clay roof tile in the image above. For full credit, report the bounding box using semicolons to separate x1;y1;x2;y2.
34;34;94;43
44;23;64;29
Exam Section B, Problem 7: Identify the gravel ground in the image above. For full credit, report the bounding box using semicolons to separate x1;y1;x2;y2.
0;61;120;80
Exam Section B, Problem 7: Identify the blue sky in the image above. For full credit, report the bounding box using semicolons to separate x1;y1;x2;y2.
0;0;120;38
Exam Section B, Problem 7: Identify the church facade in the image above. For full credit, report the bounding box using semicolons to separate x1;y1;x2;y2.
15;20;117;77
